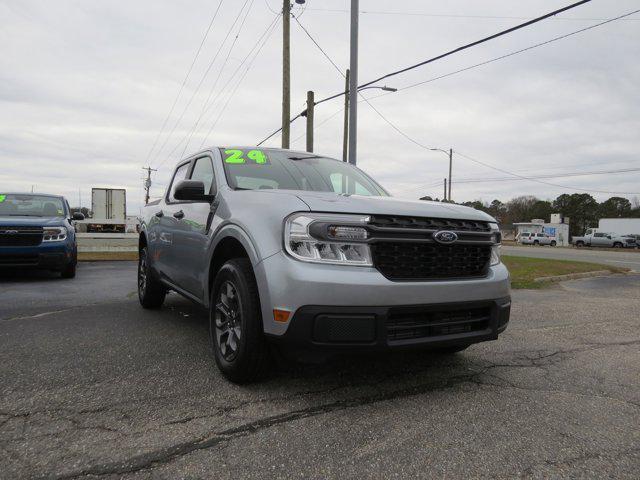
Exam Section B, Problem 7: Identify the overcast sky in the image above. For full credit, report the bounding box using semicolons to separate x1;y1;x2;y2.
1;0;639;214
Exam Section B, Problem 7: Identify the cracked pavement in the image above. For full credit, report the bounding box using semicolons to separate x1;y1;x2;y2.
1;263;639;479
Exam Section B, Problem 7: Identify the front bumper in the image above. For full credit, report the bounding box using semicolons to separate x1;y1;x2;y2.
0;242;74;270
268;297;511;354
254;251;511;339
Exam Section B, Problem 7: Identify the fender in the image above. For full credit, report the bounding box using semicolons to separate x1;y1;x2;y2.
204;223;271;307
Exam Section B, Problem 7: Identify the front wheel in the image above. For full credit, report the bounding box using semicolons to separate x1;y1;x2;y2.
533;240;540;246
550;241;557;247
210;258;269;383
138;246;166;309
613;242;623;248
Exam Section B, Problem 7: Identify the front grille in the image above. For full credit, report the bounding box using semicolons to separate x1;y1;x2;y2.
0;254;39;266
0;227;43;247
369;215;490;232
387;305;491;341
372;242;491;280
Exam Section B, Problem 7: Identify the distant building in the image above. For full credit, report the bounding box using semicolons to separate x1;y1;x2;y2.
514;214;570;246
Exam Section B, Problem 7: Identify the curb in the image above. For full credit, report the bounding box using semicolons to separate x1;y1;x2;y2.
533;270;613;283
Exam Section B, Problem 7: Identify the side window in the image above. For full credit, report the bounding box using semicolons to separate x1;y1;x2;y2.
190;157;215;194
594;233;604;238
167;162;191;202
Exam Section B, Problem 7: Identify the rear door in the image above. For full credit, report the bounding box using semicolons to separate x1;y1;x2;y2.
171;155;218;299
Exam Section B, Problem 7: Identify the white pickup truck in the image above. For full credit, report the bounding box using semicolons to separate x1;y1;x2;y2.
572;229;636;248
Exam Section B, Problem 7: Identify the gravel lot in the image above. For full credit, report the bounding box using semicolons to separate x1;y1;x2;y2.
503;245;640;271
1;263;639;479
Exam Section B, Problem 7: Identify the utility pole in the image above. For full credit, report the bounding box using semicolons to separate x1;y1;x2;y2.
142;166;157;205
305;91;314;153
342;69;350;162
347;0;359;165
443;178;447;203
282;0;291;149
448;148;453;201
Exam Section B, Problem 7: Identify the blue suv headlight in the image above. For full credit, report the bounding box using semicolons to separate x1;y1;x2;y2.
42;226;68;242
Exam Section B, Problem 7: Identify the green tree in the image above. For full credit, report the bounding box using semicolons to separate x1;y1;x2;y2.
599;197;632;218
552;193;598;236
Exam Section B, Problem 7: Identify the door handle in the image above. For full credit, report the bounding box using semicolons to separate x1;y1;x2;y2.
155;210;164;217
173;210;185;219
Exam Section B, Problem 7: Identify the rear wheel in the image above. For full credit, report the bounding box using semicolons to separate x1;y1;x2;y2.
576;241;584;248
533;240;540;246
613;242;623;248
550;241;557;247
210;258;269;383
138;246;166;308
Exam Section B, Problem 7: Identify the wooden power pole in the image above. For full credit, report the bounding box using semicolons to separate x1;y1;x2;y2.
282;0;291;149
306;91;314;152
142;166;157;205
342;69;350;162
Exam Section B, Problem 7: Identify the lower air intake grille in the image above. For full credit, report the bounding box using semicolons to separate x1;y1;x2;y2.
387;306;491;342
372;242;491;281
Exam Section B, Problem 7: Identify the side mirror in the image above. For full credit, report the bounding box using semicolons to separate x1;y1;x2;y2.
174;180;213;202
72;212;85;221
607;235;612;240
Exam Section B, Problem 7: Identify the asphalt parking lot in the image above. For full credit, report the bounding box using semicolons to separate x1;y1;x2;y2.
1;262;639;479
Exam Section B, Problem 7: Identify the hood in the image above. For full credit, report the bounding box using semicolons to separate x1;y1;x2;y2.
235;189;494;222
293;191;495;222
0;216;66;227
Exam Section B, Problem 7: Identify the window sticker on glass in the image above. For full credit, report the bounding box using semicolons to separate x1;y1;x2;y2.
0;194;6;203
223;149;270;165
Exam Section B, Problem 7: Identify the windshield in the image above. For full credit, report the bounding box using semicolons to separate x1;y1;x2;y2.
219;148;388;196
0;194;66;217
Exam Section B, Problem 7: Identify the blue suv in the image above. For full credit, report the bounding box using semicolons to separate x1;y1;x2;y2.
0;193;84;278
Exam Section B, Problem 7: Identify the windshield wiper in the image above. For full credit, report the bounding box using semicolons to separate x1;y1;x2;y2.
288;155;324;161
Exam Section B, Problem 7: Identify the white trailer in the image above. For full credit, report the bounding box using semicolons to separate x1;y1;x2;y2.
598;218;640;236
87;188;127;233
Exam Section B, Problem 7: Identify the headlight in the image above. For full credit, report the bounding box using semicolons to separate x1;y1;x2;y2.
42;226;68;242
284;213;372;266
489;223;501;266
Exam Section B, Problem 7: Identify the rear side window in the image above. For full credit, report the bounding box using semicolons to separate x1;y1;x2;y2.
167;162;190;202
190;157;215;194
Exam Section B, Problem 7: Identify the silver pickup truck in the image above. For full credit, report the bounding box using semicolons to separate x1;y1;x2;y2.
138;147;511;383
572;230;636;248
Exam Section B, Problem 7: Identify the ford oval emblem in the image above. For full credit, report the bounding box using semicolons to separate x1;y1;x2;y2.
433;230;458;244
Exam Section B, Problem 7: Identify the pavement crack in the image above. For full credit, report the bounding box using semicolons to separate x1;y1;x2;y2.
49;372;480;479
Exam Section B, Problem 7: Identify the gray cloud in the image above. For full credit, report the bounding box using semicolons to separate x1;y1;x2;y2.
1;0;639;215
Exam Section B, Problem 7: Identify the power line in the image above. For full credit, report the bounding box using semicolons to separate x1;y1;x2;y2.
258;0;595;144
176;0;262;159
357;0;593;90
144;0;225;164
199;15;282;148
453;151;640;195
304;7;639;22
151;0;253;167
362;8;640;99
452;167;640;184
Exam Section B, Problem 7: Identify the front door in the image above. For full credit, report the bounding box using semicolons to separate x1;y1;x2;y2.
171;155;218;299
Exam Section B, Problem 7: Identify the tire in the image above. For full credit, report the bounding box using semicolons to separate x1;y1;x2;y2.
434;344;471;355
550;241;557;247
138;246;166;309
613;242;623;249
60;260;76;278
533;240;539;246
210;258;269;384
576;241;584;248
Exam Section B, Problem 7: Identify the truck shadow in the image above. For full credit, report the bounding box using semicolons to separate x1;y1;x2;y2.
160;294;478;385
